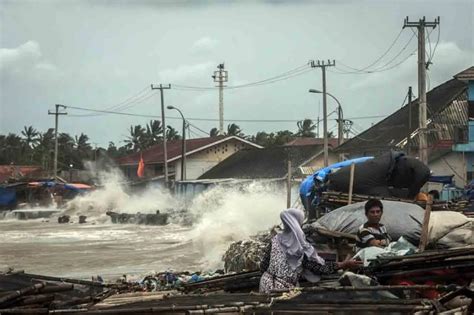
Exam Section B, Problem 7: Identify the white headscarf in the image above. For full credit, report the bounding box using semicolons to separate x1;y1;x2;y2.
277;208;326;271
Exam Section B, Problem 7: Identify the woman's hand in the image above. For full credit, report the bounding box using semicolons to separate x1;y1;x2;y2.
337;259;363;270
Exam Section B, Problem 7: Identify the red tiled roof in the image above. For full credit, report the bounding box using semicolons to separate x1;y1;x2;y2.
0;165;44;183
284;137;339;148
116;136;257;165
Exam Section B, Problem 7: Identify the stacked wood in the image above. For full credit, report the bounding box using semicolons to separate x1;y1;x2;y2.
367;247;474;285
321;191;470;212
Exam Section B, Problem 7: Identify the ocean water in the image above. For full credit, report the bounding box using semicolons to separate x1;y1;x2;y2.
0;171;286;280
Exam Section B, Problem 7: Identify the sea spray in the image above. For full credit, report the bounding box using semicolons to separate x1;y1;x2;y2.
62;169;180;221
187;181;286;270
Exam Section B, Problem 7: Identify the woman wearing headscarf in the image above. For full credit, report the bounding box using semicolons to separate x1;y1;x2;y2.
259;208;361;293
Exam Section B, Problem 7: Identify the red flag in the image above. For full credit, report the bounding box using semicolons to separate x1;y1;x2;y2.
137;154;145;178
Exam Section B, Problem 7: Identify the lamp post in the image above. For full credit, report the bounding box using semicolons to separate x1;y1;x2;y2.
167;106;186;181
309;89;344;146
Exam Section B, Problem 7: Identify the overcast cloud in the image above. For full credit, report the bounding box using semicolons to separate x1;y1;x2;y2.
0;0;472;146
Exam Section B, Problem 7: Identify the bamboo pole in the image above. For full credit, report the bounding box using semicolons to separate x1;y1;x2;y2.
0;283;45;306
419;194;433;251
347;163;355;205
287;159;291;208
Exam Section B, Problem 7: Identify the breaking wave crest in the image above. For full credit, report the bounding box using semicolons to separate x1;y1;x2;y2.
62;169;180;222
187;181;286;270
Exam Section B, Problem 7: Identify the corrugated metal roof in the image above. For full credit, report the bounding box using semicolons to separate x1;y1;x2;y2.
454;66;474;81
335;78;468;156
198;145;324;179
116;136;261;165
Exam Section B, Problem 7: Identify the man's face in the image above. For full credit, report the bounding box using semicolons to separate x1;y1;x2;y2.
366;206;382;224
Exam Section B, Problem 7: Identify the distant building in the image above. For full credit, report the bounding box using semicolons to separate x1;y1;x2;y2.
0;165;44;183
199;144;338;181
115;136;262;181
335;66;473;186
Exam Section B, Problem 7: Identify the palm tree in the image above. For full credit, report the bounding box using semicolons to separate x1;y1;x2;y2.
274;130;295;146
145;120;163;147
296;119;316;137
75;133;92;161
166;126;181;141
209;128;219;137
34;129;54;169
226;123;244;137
125;125;146;152
21;126;39;149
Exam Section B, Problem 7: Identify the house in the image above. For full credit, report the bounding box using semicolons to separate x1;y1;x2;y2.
452;67;474;185
115;136;262;181
0;165;45;183
199;144;339;180
334;66;472;186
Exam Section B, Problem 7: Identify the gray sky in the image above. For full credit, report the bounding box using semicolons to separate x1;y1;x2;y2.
1;0;472;147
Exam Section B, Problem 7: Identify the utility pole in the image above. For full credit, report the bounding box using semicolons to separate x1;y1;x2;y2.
212;63;228;135
403;16;440;165
310;60;336;167
48;104;67;179
407;86;413;155
151;84;171;185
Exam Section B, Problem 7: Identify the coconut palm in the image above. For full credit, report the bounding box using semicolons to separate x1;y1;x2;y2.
145;120;163;147
296;119;316;137
125;125;146;152
209;128;219;137
226;123;244;137
21;126;39;149
166;126;181;141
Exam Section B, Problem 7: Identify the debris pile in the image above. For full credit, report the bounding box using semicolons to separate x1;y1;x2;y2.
222;231;277;273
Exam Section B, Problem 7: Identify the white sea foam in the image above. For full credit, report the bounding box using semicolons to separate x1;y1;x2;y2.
187;181;286;270
62;169;180;221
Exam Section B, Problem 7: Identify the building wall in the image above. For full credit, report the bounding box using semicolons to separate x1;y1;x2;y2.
429;151;466;187
174;139;256;180
302;152;339;170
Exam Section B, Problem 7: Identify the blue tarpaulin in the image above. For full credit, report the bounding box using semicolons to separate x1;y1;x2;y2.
0;187;16;207
299;157;374;198
428;175;454;185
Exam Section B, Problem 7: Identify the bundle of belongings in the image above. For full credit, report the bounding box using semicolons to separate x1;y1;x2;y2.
300;151;431;212
310;200;474;249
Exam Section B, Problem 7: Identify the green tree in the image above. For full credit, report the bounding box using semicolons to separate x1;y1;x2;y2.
34;129;55;170
21;126;39;149
125;125;146;152
296;119;316;137
209;128;219;137
166;126;181;141
226;123;244;137
145;120;163;147
274;130;295;146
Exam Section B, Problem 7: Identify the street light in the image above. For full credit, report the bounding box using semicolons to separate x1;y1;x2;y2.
309;89;344;146
167;106;186;181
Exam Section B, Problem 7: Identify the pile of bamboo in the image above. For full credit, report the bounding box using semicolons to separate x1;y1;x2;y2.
321;191;469;212
0;271;112;314
368;246;474;284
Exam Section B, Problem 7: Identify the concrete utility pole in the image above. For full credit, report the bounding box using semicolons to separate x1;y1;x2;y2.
407;86;413;155
48;104;67;179
403;16;440;165
212;63;228;135
151;84;171;185
310;60;336;167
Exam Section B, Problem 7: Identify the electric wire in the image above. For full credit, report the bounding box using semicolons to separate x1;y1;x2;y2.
336;28;404;72
65;104;387;123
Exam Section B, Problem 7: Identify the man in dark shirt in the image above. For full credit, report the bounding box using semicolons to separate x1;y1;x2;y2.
356;199;391;249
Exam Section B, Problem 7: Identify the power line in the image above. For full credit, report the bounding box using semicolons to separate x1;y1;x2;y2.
336;28;404;72
65;104;387;123
333;31;416;74
69;90;157;117
171;63;312;91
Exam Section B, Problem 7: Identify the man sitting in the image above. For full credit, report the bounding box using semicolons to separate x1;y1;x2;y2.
356;199;391;249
